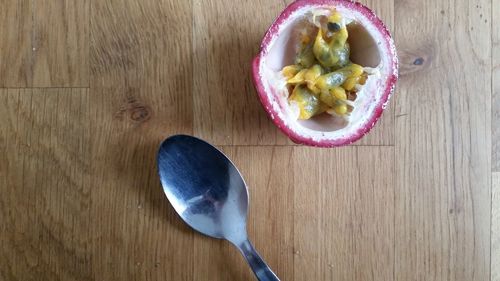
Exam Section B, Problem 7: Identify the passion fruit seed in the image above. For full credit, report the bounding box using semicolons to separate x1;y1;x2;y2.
333;103;348;115
340;64;364;90
347;63;364;77
342;76;358;91
313;28;336;67
282;65;301;79
331;87;347;100
304;64;324;93
288;69;308;84
280;8;373;120
319;86;347;108
334;46;350;68
289;85;325;119
295;43;316;68
315;68;350;90
327;22;341;32
319;90;334;107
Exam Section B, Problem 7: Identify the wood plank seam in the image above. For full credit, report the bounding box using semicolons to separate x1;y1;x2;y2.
0;87;90;89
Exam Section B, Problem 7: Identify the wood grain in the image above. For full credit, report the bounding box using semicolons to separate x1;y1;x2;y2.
493;173;499;281
88;87;193;280
490;6;498;280
0;0;32;87
493;0;500;172
394;0;491;280
189;146;393;281
192;146;294;281
0;0;89;87
90;0;191;91
192;0;289;146
0;89;91;281
0;0;496;280
293;146;394;281
89;0;193;279
32;0;89;87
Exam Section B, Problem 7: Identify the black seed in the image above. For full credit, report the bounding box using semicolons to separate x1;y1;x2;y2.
327;22;341;32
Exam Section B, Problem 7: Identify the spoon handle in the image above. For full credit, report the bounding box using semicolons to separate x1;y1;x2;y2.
237;239;280;281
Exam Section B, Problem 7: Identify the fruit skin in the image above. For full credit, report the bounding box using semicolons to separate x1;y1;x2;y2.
252;0;398;147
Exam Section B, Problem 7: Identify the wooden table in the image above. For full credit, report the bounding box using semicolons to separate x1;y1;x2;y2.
0;0;498;280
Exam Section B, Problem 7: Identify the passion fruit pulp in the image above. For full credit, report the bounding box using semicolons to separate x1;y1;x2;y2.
252;0;398;147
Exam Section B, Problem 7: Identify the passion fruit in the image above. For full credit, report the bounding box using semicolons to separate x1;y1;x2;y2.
252;0;398;147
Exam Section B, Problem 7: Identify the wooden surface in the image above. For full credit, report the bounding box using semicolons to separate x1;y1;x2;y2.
0;0;496;280
493;173;499;281
493;0;500;173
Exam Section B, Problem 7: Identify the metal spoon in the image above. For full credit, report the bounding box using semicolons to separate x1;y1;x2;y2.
157;135;280;281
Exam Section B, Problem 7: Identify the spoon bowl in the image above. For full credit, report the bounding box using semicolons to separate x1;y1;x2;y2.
157;135;279;281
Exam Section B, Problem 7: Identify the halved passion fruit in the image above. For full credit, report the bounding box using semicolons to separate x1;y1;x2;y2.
252;0;398;147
